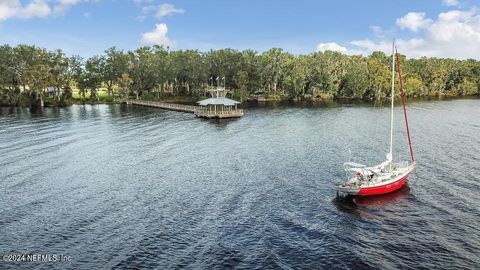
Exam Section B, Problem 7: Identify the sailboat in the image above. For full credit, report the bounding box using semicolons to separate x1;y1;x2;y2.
335;41;416;196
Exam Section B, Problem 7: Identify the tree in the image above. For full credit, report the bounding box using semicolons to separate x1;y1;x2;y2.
170;49;207;96
84;56;103;99
454;79;477;95
128;47;157;99
340;56;369;98
0;45;21;105
404;75;425;97
102;47;129;96
261;48;290;93
118;73;132;99
282;55;309;98
48;49;70;101
367;51;391;99
2;43;480;107
15;45;53;107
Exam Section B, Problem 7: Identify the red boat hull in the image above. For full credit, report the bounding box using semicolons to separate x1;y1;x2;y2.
357;173;410;196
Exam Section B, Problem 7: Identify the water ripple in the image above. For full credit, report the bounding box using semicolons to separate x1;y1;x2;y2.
1;100;479;269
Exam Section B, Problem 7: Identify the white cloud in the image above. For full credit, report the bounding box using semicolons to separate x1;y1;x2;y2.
141;23;173;47
350;8;480;59
135;2;184;21
443;0;460;7
317;6;480;59
136;4;155;20
0;0;19;20
57;0;81;5
316;42;365;55
0;0;83;20
19;0;51;18
53;0;83;14
370;25;394;38
350;38;428;57
135;3;184;47
156;3;184;19
0;0;19;4
316;42;348;53
396;12;432;32
133;0;154;4
428;10;480;42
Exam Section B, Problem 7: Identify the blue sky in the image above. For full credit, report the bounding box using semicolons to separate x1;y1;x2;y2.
1;0;480;59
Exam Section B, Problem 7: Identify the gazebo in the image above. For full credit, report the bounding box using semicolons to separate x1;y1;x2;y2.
194;87;244;118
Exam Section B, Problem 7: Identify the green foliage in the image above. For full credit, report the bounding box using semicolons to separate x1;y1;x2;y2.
1;44;479;107
454;80;477;95
404;76;424;97
339;56;369;98
140;92;156;101
367;51;390;99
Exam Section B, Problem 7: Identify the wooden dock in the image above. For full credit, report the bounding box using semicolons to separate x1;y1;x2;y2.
126;99;244;119
126;100;198;113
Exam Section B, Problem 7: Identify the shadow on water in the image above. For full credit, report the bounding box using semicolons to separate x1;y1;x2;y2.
243;95;480;110
28;106;45;116
331;195;358;215
243;100;343;109
332;185;411;215
199;117;242;127
0;106;24;116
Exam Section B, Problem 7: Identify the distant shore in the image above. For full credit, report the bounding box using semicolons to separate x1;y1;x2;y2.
2;90;478;108
2;44;480;109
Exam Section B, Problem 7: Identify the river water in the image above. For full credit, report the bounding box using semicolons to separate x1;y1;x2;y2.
1;98;479;269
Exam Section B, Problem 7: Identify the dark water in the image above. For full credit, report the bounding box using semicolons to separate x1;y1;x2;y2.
1;99;479;269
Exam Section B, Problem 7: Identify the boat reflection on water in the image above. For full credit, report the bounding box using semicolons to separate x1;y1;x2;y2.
332;184;411;215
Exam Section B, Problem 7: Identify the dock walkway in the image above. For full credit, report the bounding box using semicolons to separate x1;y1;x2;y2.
126;100;198;113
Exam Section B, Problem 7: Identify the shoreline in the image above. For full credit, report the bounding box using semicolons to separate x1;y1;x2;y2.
1;94;478;109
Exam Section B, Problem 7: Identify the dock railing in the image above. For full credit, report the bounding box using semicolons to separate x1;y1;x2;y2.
127;100;198;113
194;107;244;118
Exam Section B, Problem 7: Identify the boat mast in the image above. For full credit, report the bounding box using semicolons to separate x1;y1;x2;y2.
389;40;395;165
395;44;415;162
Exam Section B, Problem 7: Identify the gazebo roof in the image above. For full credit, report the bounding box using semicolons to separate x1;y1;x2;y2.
197;97;241;106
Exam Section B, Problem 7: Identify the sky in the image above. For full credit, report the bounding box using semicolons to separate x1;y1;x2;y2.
1;0;480;59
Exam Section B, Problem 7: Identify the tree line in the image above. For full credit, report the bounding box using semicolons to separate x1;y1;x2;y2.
1;44;479;107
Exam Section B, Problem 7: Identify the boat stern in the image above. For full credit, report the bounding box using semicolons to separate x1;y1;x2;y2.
335;183;361;195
